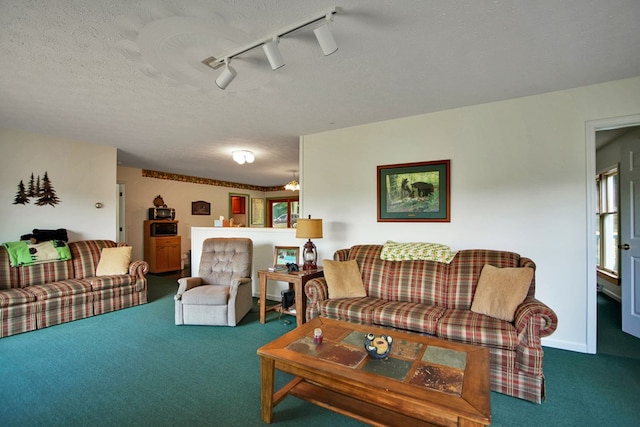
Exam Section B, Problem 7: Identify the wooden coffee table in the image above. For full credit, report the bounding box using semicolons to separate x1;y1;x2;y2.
257;317;491;426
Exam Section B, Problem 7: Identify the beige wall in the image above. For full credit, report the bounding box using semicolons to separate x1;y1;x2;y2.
0;128;117;243
300;76;640;354
116;166;297;261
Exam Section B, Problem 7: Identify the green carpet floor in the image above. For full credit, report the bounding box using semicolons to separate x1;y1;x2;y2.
1;275;639;426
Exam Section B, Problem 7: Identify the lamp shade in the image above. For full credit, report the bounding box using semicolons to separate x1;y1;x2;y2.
296;218;323;239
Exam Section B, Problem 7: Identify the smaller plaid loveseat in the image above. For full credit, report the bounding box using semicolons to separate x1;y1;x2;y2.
0;240;148;338
304;244;557;403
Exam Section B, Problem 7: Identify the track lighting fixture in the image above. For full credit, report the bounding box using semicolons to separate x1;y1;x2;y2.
215;59;237;90
313;14;338;56
262;38;285;70
202;7;338;90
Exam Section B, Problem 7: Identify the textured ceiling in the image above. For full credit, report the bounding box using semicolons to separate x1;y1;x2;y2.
1;1;639;187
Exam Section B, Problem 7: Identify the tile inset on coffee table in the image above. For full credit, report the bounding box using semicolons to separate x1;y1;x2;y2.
286;337;321;357
410;364;464;395
390;339;423;359
422;346;467;370
342;330;367;347
317;343;368;367
362;356;413;381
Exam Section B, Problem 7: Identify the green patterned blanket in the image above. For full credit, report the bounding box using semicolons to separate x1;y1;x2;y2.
380;241;456;263
2;240;72;267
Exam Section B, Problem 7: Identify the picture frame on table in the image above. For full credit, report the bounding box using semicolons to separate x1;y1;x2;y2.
273;246;299;267
377;159;450;222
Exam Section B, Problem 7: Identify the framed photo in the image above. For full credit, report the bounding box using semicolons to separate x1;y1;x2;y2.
191;200;211;215
377;159;450;222
273;246;299;267
251;198;265;225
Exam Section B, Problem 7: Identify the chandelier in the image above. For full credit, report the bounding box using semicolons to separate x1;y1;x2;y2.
284;172;300;191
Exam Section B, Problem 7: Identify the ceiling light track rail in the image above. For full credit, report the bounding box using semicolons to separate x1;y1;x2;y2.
202;7;337;71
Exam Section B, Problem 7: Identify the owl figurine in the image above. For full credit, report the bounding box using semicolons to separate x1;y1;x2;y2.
365;333;393;359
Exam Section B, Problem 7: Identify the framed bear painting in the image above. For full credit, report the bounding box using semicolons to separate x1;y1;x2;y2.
377;160;450;222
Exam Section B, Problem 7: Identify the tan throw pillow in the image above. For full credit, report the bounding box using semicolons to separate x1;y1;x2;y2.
470;264;533;322
323;259;367;299
96;246;132;276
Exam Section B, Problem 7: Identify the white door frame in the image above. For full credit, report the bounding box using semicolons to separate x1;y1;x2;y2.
586;114;640;353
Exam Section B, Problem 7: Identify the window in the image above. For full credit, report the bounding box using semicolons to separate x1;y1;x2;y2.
268;198;299;228
596;167;618;277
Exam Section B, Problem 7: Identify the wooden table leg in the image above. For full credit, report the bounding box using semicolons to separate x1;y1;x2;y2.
259;273;267;324
293;279;304;327
260;357;275;423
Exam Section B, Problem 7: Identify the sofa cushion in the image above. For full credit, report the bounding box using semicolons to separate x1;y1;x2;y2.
318;296;386;324
0;288;36;308
69;240;117;279
96;246;132;276
0;246;21;290
437;308;518;350
347;245;448;306
16;259;75;287
323;259;367;299
87;275;136;291
372;301;446;335
446;250;522;310
471;265;533;322
26;279;93;301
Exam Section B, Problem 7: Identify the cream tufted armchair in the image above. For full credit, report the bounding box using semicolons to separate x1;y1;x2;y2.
175;238;253;326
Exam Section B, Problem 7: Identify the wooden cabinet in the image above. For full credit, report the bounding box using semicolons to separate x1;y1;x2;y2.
231;196;246;214
144;220;182;273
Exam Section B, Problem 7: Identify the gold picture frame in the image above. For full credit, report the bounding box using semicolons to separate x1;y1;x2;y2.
273;246;299;267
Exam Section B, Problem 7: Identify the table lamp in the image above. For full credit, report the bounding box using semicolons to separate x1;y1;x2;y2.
295;215;323;270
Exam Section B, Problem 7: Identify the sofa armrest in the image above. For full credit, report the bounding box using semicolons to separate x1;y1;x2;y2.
513;297;557;375
334;249;350;261
514;297;558;345
129;260;149;279
304;277;329;321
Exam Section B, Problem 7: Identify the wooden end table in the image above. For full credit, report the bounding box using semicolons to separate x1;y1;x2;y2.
258;268;324;327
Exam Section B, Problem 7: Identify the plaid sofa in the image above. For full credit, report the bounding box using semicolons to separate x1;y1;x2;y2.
304;244;558;403
0;240;148;338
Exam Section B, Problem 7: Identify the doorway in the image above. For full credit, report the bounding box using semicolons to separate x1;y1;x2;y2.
589;115;640;352
228;193;249;227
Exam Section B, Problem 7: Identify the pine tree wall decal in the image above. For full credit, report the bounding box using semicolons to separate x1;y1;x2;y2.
27;173;36;197
13;172;61;207
13;180;30;205
35;172;60;206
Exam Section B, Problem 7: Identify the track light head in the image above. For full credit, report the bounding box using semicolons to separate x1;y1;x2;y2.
215;60;237;90
313;16;338;56
263;39;285;70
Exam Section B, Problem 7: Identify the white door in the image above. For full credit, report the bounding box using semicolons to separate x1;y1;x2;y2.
620;137;640;338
